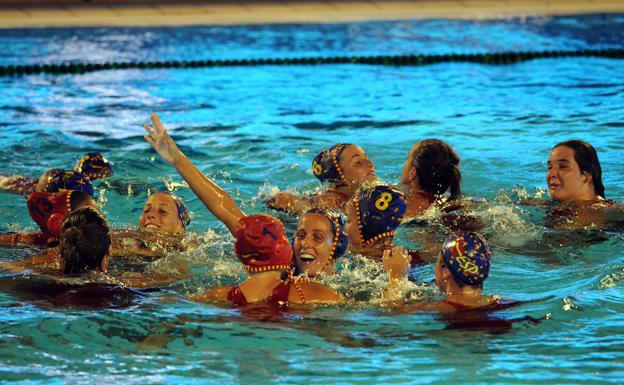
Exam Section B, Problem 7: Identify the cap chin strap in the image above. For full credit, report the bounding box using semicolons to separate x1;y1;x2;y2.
244;264;291;274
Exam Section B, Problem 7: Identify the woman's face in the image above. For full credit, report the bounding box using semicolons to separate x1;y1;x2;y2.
139;193;184;234
344;201;364;248
293;213;334;275
434;254;448;292
546;146;592;202
338;145;376;184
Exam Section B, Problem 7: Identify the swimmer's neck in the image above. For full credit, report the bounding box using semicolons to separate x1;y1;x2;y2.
248;270;282;279
331;179;372;196
552;185;600;204
552;194;604;206
302;265;336;280
241;270;284;301
331;182;355;196
445;281;485;304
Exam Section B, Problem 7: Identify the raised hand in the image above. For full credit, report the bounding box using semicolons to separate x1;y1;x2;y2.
144;113;181;165
143;113;245;235
383;246;411;281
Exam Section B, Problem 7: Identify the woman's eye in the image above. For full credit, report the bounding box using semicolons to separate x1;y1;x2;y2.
313;235;323;242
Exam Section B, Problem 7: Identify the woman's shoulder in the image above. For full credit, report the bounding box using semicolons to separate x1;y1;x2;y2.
310;188;349;210
295;280;342;304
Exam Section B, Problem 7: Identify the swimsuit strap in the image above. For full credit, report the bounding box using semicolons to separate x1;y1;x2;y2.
289;276;308;305
270;281;291;307
227;286;248;307
270;276;310;307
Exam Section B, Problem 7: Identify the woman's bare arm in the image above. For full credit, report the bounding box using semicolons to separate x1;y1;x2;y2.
143;113;245;235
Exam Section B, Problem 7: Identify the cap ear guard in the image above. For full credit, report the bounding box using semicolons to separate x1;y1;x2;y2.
75;152;113;180
47;213;65;240
353;185;406;246
158;191;191;227
27;191;73;240
234;214;293;274
312;143;350;184
304;208;349;260
46;169;94;197
441;232;491;286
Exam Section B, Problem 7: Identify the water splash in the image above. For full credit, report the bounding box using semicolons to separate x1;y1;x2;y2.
495;186;548;204
598;267;624;289
472;204;540;248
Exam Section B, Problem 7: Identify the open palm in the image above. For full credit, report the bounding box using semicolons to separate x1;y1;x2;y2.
144;112;180;164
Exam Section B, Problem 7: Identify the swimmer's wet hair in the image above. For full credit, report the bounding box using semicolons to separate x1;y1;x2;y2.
70;191;96;211
408;139;461;200
554;140;605;199
60;206;111;275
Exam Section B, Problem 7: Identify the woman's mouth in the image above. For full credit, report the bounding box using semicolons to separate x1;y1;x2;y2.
299;253;317;262
548;183;561;190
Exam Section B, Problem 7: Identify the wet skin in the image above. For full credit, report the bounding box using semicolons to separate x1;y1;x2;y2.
339;145;376;185
547;146;597;202
344;201;364;248
293;213;335;275
138;192;184;234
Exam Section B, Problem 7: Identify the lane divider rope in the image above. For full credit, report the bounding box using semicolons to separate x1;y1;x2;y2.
1;48;622;77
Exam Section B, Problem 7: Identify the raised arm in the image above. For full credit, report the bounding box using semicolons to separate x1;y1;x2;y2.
143;113;245;235
382;246;412;300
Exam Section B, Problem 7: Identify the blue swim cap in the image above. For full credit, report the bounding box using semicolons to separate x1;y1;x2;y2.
304;208;349;260
159;191;191;228
45;169;94;197
75;152;113;180
353;185;406;246
441;232;491;286
312;143;350;184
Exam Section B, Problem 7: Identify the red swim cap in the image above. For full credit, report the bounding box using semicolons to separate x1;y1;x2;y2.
27;191;73;242
234;214;293;274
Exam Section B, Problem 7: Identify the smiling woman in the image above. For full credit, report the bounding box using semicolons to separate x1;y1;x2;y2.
293;208;348;277
143;112;345;305
138;191;189;234
266;143;377;215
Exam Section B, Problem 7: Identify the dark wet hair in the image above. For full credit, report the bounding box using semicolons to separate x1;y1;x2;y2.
70;191;95;210
60;206;111;275
553;140;605;199
408;139;461;200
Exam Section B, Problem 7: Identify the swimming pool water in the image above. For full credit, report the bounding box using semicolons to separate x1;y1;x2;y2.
1;14;623;384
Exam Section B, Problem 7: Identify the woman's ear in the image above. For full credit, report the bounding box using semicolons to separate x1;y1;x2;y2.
441;265;452;282
409;167;417;183
582;171;592;184
100;251;110;273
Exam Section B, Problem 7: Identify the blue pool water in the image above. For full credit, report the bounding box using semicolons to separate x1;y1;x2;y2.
1;14;624;384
